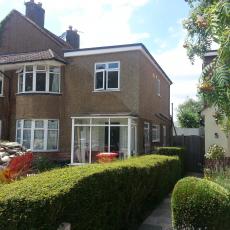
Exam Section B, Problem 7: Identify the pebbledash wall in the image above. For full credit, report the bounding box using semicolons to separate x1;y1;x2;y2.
0;47;171;161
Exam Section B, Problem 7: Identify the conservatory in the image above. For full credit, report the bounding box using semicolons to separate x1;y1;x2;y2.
71;116;138;164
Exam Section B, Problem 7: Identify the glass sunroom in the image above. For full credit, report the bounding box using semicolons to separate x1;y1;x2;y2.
71;116;137;164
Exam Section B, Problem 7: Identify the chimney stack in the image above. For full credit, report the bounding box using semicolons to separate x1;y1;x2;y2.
25;0;45;27
66;26;80;49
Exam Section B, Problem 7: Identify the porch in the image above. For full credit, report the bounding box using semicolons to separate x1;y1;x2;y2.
71;116;138;164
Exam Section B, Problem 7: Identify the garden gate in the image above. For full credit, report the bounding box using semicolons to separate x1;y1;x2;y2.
173;135;205;172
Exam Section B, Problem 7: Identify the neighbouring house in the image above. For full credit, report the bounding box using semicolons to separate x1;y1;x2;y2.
0;0;172;164
201;50;230;156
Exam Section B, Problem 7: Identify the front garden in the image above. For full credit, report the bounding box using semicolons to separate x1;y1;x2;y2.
0;148;183;230
172;144;230;230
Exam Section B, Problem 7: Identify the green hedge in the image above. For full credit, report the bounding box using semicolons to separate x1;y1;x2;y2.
157;147;185;172
172;177;230;230
0;155;181;230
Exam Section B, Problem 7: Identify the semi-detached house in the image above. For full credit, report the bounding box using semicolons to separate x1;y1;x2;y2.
0;0;172;164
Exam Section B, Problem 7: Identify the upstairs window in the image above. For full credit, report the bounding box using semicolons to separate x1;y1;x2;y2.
18;65;61;93
0;74;3;96
94;61;120;91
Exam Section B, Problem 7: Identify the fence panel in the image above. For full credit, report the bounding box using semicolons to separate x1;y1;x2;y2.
173;135;204;172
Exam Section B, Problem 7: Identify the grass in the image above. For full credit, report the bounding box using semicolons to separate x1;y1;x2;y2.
207;168;230;191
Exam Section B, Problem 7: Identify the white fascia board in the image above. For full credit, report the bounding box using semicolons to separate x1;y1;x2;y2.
64;46;171;85
64;46;142;57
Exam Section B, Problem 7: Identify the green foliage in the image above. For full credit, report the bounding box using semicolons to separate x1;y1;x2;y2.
0;155;181;230
205;144;225;160
172;177;230;230
177;98;202;128
157;147;185;173
32;156;58;172
208;168;230;191
183;0;230;133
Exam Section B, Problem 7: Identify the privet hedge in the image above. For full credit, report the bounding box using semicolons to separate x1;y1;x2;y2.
0;155;181;230
172;177;230;230
157;147;185;173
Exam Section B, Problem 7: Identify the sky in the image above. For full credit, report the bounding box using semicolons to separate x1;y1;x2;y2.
0;0;202;121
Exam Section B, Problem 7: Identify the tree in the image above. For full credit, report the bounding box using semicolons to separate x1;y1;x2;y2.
177;98;203;128
183;0;230;133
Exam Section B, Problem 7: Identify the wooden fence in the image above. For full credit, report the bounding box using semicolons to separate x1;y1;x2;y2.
173;135;205;172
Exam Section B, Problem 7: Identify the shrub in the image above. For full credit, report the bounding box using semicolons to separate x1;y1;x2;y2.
32;155;58;173
172;177;230;230
0;155;181;230
205;144;225;160
157;147;185;172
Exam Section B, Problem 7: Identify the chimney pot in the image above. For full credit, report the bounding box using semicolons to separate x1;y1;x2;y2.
66;27;80;49
25;0;45;27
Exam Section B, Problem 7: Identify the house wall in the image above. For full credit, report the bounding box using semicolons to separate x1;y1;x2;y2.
61;51;140;153
138;51;171;151
203;107;230;156
0;11;67;56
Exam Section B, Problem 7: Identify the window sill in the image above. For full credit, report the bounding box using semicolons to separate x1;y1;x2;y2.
16;92;62;96
32;150;60;153
0;95;4;98
93;89;120;93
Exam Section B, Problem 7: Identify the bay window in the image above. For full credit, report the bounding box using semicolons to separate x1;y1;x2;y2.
16;119;59;151
94;61;120;91
18;65;61;93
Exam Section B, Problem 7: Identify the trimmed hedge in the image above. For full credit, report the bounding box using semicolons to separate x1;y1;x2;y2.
172;177;230;230
0;155;181;230
157;147;185;172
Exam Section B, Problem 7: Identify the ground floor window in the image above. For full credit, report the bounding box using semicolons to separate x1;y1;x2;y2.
16;119;59;151
144;122;150;153
71;116;137;164
152;124;160;142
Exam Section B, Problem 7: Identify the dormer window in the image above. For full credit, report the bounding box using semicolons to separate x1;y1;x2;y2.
94;61;120;91
18;65;61;93
0;74;3;96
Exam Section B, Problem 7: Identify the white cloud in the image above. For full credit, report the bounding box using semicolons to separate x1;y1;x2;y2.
1;0;150;48
153;40;202;121
39;0;150;47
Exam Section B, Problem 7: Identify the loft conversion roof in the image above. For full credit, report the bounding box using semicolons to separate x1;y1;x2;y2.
0;49;66;65
64;43;172;84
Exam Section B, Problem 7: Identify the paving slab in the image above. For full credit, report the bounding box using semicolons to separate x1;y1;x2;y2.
139;196;172;230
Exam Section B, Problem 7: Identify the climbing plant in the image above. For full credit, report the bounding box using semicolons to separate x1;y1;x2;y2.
183;0;230;134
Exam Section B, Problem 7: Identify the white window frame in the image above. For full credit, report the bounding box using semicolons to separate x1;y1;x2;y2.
16;119;59;152
157;78;160;96
17;65;61;94
0;74;3;96
94;61;120;91
152;124;160;142
71;116;137;164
